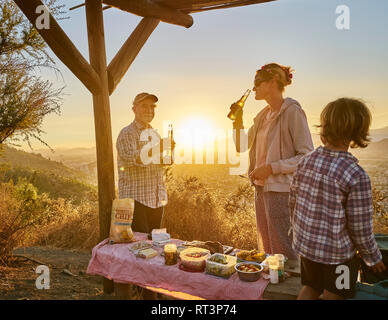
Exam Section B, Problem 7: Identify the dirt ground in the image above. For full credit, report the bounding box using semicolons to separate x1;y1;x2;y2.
0;246;130;300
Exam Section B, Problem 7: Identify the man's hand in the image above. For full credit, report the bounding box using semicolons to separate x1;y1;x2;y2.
161;155;174;166
249;164;273;181
371;260;386;273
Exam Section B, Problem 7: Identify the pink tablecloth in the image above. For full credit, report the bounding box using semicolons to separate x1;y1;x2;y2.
87;232;269;300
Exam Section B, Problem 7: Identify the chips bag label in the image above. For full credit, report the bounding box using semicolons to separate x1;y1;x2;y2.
109;198;135;243
115;208;132;221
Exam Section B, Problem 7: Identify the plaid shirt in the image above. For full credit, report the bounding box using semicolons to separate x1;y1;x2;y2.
116;120;167;208
290;146;382;266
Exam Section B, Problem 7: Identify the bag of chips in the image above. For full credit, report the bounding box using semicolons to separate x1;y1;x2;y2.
109;198;135;243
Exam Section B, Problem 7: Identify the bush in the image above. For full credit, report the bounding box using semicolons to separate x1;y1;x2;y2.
29;199;99;250
373;188;388;234
0;167;97;204
162;176;258;249
0;179;54;265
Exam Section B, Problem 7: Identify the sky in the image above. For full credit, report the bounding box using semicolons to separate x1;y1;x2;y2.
24;0;388;150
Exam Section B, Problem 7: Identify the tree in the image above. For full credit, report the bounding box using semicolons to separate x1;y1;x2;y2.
0;0;67;149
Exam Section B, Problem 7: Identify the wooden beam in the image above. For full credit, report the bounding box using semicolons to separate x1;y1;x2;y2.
107;17;160;95
153;0;276;11
14;0;101;95
187;0;277;13
85;0;116;294
69;3;112;11
103;0;193;28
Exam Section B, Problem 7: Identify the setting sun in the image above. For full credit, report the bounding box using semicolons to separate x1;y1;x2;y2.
175;117;216;151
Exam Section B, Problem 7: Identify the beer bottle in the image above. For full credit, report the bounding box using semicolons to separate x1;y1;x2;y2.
168;123;174;164
227;89;251;120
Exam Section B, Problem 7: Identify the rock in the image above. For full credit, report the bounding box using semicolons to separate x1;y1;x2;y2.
62;269;77;277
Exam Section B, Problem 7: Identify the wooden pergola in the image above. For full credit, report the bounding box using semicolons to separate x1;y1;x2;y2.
14;0;276;294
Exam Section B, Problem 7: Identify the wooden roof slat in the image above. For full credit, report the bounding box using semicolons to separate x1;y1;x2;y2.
102;0;193;28
152;0;276;11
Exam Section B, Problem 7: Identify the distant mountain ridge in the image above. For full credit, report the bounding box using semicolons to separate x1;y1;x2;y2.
12;126;388;179
370;126;388;142
371;126;388;134
351;138;388;159
0;145;92;183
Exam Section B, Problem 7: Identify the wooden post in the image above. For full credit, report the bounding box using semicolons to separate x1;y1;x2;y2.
85;0;116;294
114;282;131;299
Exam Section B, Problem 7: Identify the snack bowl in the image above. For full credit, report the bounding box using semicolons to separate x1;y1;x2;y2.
235;262;263;282
180;247;211;272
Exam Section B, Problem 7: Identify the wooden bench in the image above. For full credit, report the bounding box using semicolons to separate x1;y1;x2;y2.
263;259;302;300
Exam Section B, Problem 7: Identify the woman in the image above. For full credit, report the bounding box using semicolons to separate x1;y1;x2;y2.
231;63;314;259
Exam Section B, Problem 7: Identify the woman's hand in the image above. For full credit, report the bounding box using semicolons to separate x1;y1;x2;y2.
249;165;273;181
371;261;386;273
230;103;243;126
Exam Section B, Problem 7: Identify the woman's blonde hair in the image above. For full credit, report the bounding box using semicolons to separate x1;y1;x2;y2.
318;98;372;148
256;63;293;92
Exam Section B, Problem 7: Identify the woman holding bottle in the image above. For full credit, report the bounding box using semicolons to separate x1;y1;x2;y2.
231;63;314;259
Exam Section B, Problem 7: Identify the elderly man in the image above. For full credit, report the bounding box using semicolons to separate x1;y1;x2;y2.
116;92;170;235
117;92;172;300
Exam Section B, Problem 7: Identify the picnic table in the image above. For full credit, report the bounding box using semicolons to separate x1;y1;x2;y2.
87;232;302;300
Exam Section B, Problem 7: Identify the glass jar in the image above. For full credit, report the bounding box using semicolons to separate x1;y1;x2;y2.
164;244;177;265
275;254;285;282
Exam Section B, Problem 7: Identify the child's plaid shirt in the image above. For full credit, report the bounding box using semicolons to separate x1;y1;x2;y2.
289;146;382;267
117;120;167;208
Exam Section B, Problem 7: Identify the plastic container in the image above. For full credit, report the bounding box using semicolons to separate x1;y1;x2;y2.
267;257;280;284
180;247;210;271
206;253;237;278
235;262;263;282
269;265;279;284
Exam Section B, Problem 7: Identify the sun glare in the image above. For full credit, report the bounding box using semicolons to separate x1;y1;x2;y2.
175;117;216;150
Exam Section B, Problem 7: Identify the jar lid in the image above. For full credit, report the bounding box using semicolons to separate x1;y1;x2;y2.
164;243;177;252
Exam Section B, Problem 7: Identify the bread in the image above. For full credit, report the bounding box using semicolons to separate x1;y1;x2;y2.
184;240;224;254
137;248;158;259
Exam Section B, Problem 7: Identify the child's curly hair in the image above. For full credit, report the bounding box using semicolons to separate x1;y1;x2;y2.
255;63;293;92
318;98;372;148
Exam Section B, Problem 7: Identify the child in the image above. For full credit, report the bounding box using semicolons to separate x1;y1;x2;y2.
289;98;386;300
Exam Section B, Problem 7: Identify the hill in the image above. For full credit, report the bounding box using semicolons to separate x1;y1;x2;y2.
370;126;388;141
351;138;388;159
0;145;92;184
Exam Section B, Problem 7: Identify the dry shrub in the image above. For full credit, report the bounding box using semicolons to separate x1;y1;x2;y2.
373;188;388;234
222;183;258;249
28;199;99;250
162;177;220;241
0;180;100;263
0;180;54;265
162;176;258;249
